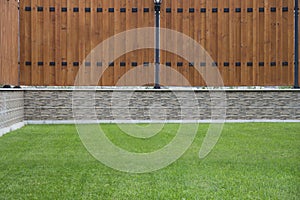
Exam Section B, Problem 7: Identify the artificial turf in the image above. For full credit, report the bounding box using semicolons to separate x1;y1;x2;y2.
0;123;299;199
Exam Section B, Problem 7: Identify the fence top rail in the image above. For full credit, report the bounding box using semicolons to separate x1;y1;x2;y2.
1;88;299;92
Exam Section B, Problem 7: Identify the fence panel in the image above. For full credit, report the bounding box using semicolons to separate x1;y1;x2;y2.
19;0;296;86
0;0;18;85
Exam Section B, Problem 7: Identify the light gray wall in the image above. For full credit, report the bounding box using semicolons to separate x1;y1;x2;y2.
23;89;300;121
0;90;24;129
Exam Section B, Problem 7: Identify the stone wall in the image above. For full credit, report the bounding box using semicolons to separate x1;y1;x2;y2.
23;89;300;121
1;88;298;136
0;90;24;135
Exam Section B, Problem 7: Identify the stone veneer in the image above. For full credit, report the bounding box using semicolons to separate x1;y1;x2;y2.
0;90;24;135
23;89;300;121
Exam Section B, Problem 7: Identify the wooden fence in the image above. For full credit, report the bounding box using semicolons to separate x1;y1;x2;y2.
19;0;298;86
0;0;19;85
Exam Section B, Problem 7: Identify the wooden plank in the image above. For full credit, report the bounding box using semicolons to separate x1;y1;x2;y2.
54;0;61;85
95;0;104;86
281;0;289;84
252;0;259;86
42;0;50;85
240;0;247;86
149;1;155;86
98;0;107;86
77;0;85;85
168;0;175;86
170;0;178;86
207;0;219;86
205;0;212;86
136;0;142;86
3;0;7;83
177;0;184;86
118;0;127;86
145;0;153;86
11;0;19;85
125;0;132;85
25;0;32;85
246;0;254;85
65;0;73;85
30;0;38;85
159;0;166;86
90;0;98;85
192;0;199;86
254;0;260;85
10;0;16;85
217;0;224;85
143;1;150;86
19;0;26;85
60;0;68;85
223;0;232;85
55;0;62;85
269;0;277;85
263;0;269;85
61;0;67;86
72;0;80;85
276;0;283;85
257;0;265;85
181;0;189;86
197;0;206;86
223;0;230;86
235;0;242;85
0;0;3;83
166;0;173;86
137;0;145;86
228;0;235;85
48;0;56;85
0;0;5;84
36;0;44;85
113;0;120;85
219;0;230;86
211;0;218;85
108;0;115;86
264;0;271;85
101;0;110;86
188;0;195;86
288;0;295;85
124;0;132;86
131;0;138;86
1;1;6;84
102;0;113;85
84;0;92;85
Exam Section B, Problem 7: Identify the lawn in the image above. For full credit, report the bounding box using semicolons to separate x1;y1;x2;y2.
0;123;299;199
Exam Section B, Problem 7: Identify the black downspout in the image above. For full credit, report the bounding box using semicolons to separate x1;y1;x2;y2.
295;0;299;88
154;3;161;89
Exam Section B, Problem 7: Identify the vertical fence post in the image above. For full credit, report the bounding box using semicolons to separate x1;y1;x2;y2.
295;0;299;88
154;0;161;89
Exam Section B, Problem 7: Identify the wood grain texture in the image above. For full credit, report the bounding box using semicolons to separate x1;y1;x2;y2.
18;0;295;86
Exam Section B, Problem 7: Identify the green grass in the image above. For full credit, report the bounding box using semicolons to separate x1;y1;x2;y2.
0;123;299;199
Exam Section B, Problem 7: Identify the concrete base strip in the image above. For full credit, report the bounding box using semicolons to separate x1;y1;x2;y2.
26;120;300;124
0;122;25;137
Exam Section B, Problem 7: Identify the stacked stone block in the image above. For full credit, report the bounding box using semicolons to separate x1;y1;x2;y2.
23;90;300;121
